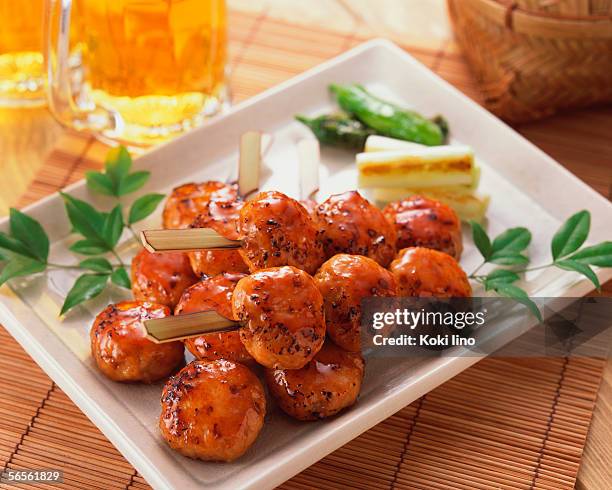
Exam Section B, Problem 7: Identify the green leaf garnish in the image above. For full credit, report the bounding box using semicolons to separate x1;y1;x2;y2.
85;171;115;196
491;227;531;255
111;267;131;289
79;257;113;273
567;241;612;267
119;171;150;196
489;252;529;266
0;252;46;286
0;231;33;258
470;220;492;260
60;192;108;249
61;273;109;315
104;146;132;192
551;210;590;260
556;259;600;291
128;193;165;224
69;239;111;256
87;145;150;197
9;208;49;263
102;205;124;248
491;283;542;322
484;269;520;290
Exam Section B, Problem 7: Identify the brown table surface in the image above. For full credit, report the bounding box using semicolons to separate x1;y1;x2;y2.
0;1;611;488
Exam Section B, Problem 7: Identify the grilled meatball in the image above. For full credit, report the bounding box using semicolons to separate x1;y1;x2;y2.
314;191;397;267
390;247;472;297
90;301;184;383
232;266;325;369
159;360;265;462
314;254;397;352
176;274;253;366
162;181;238;230
131;249;199;309
188;201;249;277
265;342;364;421
383;195;463;259
237;191;325;275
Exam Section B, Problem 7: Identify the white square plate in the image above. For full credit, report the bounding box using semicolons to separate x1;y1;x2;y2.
1;40;611;490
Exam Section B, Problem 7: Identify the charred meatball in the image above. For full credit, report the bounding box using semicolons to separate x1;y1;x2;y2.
389;247;472;297
131;248;198;309
175;274;253;366
232;266;326;369
162;181;238;230
160;360;266;462
383;195;463;259
265;342;364;421
90;301;184;383
188;202;249;277
314;254;397;352
237;191;325;275
314;191;396;267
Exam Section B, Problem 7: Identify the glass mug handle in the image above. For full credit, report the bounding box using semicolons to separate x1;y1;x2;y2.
44;0;118;136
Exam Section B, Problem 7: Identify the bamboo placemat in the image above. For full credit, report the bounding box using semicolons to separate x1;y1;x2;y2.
2;8;611;490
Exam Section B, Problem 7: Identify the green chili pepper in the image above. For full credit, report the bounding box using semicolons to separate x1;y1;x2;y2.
295;113;375;151
329;84;447;146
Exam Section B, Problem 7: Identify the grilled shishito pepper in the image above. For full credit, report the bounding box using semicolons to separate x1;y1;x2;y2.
330;84;447;146
295;113;375;151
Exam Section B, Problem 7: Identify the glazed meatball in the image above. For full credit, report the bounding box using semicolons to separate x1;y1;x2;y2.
232;266;326;369
188;202;249;277
389;247;472;297
160;360;266;462
314;191;397;267
314;254;397;352
383;195;463;259
90;301;184;383
265;342;364;421
162;181;238;230
237;191;325;275
131;248;199;309
175;274;253;366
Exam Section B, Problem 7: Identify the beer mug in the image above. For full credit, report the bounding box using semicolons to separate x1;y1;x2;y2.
45;0;228;148
0;1;45;106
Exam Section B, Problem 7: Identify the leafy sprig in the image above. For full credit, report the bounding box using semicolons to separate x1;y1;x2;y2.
0;146;164;315
85;146;165;240
469;210;612;321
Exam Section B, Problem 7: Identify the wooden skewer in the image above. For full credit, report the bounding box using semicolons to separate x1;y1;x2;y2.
141;131;263;253
238;131;262;198
141;228;241;253
142;132;269;339
144;310;240;343
297;139;320;201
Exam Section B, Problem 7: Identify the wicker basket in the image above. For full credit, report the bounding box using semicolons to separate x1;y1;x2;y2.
447;0;612;123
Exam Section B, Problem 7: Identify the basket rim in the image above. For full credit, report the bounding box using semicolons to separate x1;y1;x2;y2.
492;0;612;21
452;0;612;38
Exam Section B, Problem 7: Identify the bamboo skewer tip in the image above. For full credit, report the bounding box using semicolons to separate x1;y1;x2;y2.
239;131;262;199
297;139;320;201
144;310;240;343
140;228;241;253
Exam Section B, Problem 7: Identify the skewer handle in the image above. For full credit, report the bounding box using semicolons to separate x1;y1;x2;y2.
239;131;262;199
297;139;320;201
144;310;241;343
141;228;241;252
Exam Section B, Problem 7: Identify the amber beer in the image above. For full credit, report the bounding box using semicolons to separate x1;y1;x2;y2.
0;0;45;105
47;0;227;147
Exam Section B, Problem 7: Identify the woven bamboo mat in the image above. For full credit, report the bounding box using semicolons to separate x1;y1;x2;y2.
2;8;611;490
